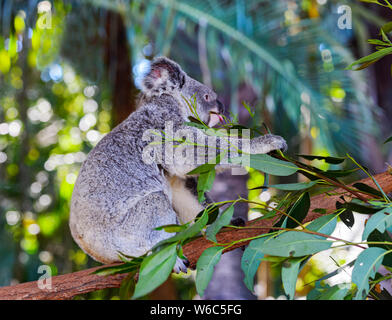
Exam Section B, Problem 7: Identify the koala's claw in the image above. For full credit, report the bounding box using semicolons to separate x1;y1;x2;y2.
173;257;189;274
278;138;288;153
266;134;287;153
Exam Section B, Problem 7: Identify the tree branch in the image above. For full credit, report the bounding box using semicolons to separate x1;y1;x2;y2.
0;171;391;300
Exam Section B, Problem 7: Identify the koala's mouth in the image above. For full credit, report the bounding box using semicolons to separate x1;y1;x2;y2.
208;111;224;127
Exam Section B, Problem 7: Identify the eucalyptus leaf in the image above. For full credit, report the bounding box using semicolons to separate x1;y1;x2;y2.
230;154;298;176
367;230;392;267
252;180;318;191
297;154;346;164
195;205;221;225
92;262;140;276
353;182;383;198
312;208;327;215
381;22;392;34
241;237;266;292
152;209;209;250
322;168;360;178
308;260;355;286
187;163;216;175
352;247;387;300
308;284;349;300
282;257;305;300
346;47;392;70
206;204;235;242
341;201;380;215
197;169;216;202
306;214;338;235
133;242;178;299
155;224;189;233
196;246;224;297
362;207;392;240
184;121;208;130
384;136;392;144
368;39;390;46
285;192;310;229
260;232;333;257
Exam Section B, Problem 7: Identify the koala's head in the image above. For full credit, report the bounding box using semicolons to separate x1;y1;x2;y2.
141;56;225;127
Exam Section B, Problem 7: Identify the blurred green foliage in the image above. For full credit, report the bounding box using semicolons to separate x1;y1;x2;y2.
0;1;113;291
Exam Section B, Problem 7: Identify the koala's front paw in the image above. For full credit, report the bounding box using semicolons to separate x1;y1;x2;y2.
173;256;190;274
251;134;287;154
266;134;287;152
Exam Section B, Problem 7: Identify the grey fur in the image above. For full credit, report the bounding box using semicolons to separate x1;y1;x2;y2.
69;57;287;266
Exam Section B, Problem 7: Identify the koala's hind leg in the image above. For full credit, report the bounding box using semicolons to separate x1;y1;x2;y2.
113;191;190;274
113;191;178;258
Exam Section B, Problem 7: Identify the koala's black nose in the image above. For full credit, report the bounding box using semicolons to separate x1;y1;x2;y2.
217;100;225;114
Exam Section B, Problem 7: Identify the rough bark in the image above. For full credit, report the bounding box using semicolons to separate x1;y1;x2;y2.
0;171;391;300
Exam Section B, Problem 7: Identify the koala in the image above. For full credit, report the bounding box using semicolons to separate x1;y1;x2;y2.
69;57;287;272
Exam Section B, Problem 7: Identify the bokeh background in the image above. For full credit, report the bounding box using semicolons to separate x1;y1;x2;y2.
0;0;391;299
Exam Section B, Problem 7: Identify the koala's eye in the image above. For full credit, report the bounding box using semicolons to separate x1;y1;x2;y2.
204;94;209;101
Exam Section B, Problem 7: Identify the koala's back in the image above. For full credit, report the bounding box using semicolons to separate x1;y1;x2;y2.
69;104;179;263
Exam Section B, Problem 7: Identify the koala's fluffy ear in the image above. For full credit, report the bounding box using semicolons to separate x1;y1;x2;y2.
141;57;186;96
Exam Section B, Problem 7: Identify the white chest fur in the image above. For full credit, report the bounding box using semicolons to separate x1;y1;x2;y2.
167;176;204;224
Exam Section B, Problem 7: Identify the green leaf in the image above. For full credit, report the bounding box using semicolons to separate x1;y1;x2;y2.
197;169;216;202
352;247;387;300
285;192;311;229
252;180;318;191
307;284;349;300
346;47;392;70
119;273;136;300
308;260;356;286
368;39;390;46
152;209;209;250
312;208;327;215
281;257;305;300
380;28;392;45
362;207;392;240
206;204;235;242
260;232;333;257
155;223;189;233
195;204;221;225
184;121;208;130
242;101;255;118
341;201;380;215
92;262;140;276
187;163;216;175
230;154;298;176
187;116;206;126
381;22;392;34
384;136;392;144
132;243;178;299
322;168;360;178
306;214;338;235
353;182;383;198
367;230;392;267
196;246;223;297
241;237;266;291
297;154;346;164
